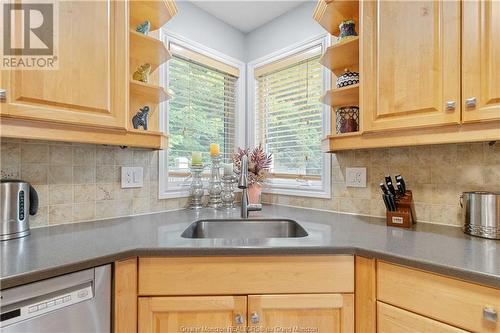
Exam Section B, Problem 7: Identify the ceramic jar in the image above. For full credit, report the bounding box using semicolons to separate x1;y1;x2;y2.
336;106;359;134
336;69;359;88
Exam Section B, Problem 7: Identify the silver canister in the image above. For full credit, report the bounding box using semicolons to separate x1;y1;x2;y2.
461;191;500;240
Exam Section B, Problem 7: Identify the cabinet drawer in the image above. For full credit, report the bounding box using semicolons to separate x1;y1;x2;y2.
378;302;468;333
138;256;354;295
377;262;500;332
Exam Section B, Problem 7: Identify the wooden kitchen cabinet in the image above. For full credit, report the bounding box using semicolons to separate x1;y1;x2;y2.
138;296;247;333
362;0;461;132
1;0;127;129
248;294;354;333
378;302;468;333
377;262;500;333
462;0;500;123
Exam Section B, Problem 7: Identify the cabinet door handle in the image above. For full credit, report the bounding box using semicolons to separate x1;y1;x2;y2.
235;314;244;325
251;312;260;324
465;97;477;108
0;89;6;102
445;101;456;110
484;307;498;323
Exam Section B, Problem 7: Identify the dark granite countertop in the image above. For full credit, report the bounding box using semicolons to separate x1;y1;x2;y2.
1;205;499;290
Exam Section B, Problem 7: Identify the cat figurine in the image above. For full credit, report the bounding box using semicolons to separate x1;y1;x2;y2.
132;63;151;83
136;20;151;35
132;106;150;130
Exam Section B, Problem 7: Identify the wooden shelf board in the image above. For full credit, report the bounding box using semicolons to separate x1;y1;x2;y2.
1;117;167;149
321;84;359;107
130;80;171;102
322;121;500;152
130;30;171;70
320;37;359;75
130;0;177;31
313;0;359;36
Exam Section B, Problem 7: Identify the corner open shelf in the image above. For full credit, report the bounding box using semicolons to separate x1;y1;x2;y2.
320;37;359;76
130;0;178;31
130;30;171;71
313;0;359;36
130;80;171;103
321;84;359;107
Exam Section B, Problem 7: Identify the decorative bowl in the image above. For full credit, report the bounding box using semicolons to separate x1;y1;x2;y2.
336;69;359;88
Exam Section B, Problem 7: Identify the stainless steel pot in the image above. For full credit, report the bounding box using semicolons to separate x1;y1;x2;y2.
461;191;500;240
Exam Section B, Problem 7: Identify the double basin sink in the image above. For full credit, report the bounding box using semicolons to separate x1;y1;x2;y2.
181;219;308;239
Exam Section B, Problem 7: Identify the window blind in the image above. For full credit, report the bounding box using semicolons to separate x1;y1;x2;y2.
255;46;323;180
167;52;238;181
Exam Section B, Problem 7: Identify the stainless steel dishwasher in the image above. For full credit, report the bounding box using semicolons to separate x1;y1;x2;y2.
0;265;111;333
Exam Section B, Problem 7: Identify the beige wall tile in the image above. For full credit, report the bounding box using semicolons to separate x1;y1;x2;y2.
21;164;48;184
49;145;73;165
49;204;73;224
21;144;49;163
73;203;96;222
73;165;95;184
1;143;20;165
96;166;118;183
48;165;72;184
96;147;115;165
74;184;96;203
1;165;20;179
30;206;48;228
73;145;96;165
96;183;114;201
114;149;134;166
49;184;73;205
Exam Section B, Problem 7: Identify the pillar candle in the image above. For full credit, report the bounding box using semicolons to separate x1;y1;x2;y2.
191;152;202;166
223;163;233;176
209;143;220;157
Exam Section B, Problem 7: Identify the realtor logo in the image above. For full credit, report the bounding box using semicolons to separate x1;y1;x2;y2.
1;1;58;69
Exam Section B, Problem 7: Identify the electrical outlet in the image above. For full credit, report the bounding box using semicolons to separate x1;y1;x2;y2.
346;167;367;188
121;167;143;188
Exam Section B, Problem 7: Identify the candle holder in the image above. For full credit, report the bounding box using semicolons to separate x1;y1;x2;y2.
207;155;223;208
221;175;237;209
188;165;205;209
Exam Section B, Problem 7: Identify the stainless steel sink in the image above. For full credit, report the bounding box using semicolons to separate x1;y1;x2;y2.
181;219;308;239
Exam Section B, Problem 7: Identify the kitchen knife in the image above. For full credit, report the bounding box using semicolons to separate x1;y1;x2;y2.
382;194;390;211
386;181;397;196
396;181;405;196
387;194;397;211
379;182;389;194
395;175;406;193
385;175;393;186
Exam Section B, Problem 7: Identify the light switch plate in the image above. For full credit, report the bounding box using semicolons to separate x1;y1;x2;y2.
121;167;143;188
346;167;367;188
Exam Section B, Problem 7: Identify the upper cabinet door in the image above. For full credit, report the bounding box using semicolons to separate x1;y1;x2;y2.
462;0;500;123
362;1;461;132
248;294;354;333
1;1;127;129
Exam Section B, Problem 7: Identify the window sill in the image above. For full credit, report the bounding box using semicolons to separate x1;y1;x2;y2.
263;186;331;199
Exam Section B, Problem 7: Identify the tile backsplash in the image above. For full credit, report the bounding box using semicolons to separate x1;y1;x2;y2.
1;139;187;228
262;142;500;227
1;139;499;227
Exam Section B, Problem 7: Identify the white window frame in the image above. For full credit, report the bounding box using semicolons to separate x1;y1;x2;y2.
247;34;331;199
158;31;246;199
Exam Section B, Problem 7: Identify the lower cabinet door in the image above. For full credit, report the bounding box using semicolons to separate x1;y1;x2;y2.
378;302;469;333
248;294;354;333
138;296;247;333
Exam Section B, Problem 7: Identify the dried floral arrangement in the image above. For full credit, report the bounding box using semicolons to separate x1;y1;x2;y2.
233;144;273;185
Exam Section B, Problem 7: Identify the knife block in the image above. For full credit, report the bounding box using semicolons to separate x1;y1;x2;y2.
386;190;415;228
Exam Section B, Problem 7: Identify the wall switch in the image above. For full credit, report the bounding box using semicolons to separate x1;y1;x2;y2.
121;167;143;188
346;167;367;188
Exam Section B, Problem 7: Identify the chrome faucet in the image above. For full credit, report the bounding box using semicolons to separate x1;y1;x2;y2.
238;155;262;218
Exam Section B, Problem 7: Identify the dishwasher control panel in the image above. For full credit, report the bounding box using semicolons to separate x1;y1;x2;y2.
0;284;93;328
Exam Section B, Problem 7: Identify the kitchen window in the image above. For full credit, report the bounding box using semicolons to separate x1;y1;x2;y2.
159;35;245;198
248;37;331;198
